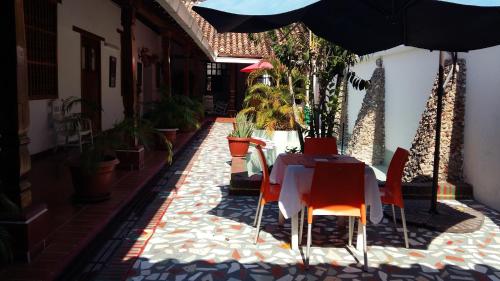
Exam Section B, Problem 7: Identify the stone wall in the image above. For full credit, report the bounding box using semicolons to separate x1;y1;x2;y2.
335;78;349;153
346;58;385;165
403;59;466;183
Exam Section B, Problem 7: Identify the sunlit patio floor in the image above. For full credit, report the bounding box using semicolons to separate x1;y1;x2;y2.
90;122;500;281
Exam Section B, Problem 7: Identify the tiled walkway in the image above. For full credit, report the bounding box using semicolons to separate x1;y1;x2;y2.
92;122;500;281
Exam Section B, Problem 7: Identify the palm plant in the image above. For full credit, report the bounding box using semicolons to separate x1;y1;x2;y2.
241;59;305;133
112;118;173;165
145;94;201;132
228;113;255;138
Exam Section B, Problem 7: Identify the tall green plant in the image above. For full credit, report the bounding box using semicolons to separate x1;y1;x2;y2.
145;95;201;131
241;59;305;133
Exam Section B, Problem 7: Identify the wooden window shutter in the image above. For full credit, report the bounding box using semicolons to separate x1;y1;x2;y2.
24;0;58;100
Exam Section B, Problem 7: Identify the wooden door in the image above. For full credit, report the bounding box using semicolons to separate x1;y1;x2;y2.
81;35;102;132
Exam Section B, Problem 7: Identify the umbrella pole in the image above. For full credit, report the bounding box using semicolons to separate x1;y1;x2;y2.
430;51;445;214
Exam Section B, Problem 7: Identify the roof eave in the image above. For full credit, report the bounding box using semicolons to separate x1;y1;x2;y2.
156;0;218;61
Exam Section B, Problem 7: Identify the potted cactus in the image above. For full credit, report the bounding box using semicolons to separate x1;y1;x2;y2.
227;113;255;157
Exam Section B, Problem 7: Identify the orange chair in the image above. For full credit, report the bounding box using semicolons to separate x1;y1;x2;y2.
304;137;339;155
380;147;410;248
250;138;282;244
301;162;368;269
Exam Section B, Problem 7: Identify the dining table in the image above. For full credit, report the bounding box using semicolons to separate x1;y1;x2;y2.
269;153;383;251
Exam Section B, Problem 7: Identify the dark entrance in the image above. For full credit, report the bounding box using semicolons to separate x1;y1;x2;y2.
80;34;102;132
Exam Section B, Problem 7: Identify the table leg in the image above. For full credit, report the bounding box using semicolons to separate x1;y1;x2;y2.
291;214;299;250
279;210;285;226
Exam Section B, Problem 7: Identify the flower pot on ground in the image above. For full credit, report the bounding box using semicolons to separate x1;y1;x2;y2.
69;156;119;202
227;113;255;157
144;94;203;140
156;128;178;145
68;132;120;203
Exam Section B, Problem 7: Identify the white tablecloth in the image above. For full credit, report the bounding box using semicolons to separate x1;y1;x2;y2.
245;137;277;177
270;154;383;224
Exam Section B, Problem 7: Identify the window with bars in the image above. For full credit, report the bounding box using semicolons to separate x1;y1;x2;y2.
24;0;58;100
206;63;227;94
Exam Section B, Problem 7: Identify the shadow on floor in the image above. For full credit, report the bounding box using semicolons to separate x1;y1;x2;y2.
123;257;498;281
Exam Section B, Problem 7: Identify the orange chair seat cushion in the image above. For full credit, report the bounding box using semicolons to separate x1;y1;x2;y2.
301;193;362;218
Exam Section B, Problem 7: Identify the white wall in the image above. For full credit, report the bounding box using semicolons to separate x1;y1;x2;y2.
349;47;439;162
348;45;500;211
28;0;162;154
462;45;500;210
134;20;162;110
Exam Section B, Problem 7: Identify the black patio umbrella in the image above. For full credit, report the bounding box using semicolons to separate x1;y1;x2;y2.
193;0;500;213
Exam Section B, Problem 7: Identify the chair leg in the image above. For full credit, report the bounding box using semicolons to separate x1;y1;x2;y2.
391;204;397;226
362;222;368;271
254;202;265;244
253;193;263;227
348;216;354;246
400;207;410;248
306;222;312;266
299;206;305;244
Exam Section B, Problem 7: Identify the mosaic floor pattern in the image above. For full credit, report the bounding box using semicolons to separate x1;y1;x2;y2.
93;122;500;281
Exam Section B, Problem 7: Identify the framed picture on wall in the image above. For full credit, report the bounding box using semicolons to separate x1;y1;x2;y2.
109;56;117;88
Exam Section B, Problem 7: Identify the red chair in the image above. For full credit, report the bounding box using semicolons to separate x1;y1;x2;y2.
304;137;338;155
380;147;410;248
250;139;282;244
301;162;368;269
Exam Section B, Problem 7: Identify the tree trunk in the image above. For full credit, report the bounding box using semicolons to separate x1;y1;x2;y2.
288;74;304;152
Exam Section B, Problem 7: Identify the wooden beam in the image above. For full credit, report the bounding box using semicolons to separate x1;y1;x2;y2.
121;2;138;119
1;0;31;210
183;46;191;96
73;26;105;41
161;34;172;96
135;0;188;46
0;0;49;262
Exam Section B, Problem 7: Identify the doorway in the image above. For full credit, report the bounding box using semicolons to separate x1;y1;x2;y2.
80;34;102;132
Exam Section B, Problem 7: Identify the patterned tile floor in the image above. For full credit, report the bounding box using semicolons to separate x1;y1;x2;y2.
91;122;500;281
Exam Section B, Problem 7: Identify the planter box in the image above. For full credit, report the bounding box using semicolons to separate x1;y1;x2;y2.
116;146;145;170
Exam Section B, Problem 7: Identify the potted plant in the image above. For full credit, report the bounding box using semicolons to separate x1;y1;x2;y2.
68;131;120;203
227;113;255;157
145;95;201;145
112;118;172;170
0;192;19;265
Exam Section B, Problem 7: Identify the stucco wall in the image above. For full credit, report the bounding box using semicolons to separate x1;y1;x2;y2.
135;20;162;109
349;47;439;162
27;0;162;155
462;45;500;210
349;45;500;211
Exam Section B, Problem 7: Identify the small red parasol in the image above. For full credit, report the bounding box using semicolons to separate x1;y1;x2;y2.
240;60;273;73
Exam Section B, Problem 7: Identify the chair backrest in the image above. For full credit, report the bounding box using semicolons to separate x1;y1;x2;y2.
249;138;269;193
384;147;409;207
304;137;338;155
309;162;366;224
78;118;93;132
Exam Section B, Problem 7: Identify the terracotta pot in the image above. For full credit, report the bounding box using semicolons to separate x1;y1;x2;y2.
227;136;250;157
156;128;178;146
70;157;119;203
